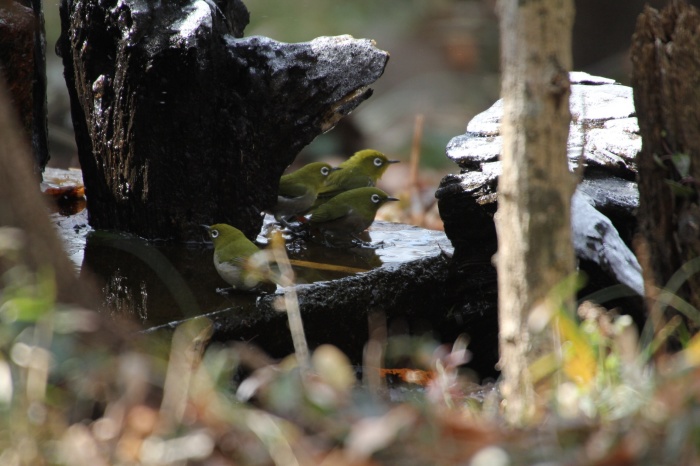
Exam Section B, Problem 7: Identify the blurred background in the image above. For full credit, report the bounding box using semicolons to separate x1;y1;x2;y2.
42;0;683;226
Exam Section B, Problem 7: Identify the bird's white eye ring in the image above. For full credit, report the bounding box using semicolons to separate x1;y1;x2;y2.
211;229;219;238
371;194;381;203
321;166;330;175
373;157;383;167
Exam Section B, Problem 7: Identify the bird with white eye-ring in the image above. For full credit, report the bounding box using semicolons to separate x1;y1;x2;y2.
202;223;274;293
267;161;341;228
311;149;400;210
309;186;398;247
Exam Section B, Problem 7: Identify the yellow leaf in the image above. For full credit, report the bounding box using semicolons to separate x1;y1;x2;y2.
556;313;597;385
679;331;700;368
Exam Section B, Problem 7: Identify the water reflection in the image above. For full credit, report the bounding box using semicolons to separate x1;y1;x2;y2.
102;269;148;321
283;234;382;283
83;230;300;327
47;175;453;329
52;209;90;270
69;215;452;328
81;228;384;327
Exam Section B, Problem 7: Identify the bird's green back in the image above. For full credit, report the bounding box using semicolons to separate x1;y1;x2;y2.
278;162;334;198
310;187;393;225
316;150;397;202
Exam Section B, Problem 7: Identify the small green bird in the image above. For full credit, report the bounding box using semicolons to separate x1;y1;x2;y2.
313;149;399;208
203;223;272;291
309;187;399;245
268;161;340;225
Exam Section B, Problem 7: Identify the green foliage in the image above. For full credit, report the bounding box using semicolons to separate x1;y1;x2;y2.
653;152;697;198
247;0;438;43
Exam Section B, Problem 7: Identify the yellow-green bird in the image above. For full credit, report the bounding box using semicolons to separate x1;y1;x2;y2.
268;161;340;225
202;223;272;291
312;149;399;208
309;187;398;244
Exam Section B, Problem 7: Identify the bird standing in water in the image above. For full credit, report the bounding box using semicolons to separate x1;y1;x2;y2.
309;187;398;246
203;223;273;292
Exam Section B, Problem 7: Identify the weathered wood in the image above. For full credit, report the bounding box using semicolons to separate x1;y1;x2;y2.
630;0;700;329
57;0;389;241
496;0;575;423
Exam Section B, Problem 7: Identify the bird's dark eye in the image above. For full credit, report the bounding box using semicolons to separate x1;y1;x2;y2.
371;194;381;203
321;167;330;176
211;229;219;238
373;157;383;167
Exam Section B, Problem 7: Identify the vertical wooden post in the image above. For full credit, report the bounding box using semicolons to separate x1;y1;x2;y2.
496;0;576;423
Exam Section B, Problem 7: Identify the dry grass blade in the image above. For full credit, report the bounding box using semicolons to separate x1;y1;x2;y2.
159;318;213;432
288;259;369;274
409;113;425;226
269;231;311;373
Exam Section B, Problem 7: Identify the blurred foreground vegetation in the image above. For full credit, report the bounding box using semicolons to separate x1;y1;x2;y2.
16;1;700;463
1;227;699;465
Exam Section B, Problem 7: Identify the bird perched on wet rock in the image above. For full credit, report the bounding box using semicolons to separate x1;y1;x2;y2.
309;187;398;246
267;161;340;226
312;149;399;208
202;223;274;292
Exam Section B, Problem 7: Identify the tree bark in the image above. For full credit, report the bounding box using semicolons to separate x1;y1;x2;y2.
630;0;700;334
0;0;49;175
496;0;576;423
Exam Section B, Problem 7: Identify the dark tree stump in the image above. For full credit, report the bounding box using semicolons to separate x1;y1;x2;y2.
631;0;700;327
0;0;49;175
56;0;389;240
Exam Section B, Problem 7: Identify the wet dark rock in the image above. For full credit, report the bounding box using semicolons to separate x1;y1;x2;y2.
571;191;643;296
577;170;639;220
446;72;639;178
204;250;457;370
49;203;478;376
83;220;497;376
437;72;645;335
56;0;389;240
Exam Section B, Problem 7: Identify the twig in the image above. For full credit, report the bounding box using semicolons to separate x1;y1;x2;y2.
409;114;425;225
269;232;311;374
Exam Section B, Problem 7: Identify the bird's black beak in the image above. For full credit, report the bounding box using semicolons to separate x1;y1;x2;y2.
387;160;400;164
200;224;211;231
331;167;343;172
387;197;399;202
